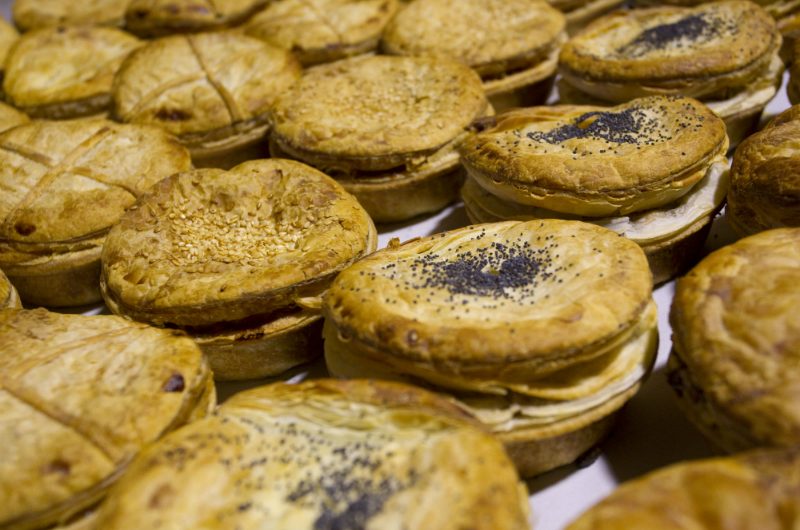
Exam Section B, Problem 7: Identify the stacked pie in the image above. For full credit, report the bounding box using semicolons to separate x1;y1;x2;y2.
89;380;531;529
323;220;658;477
101;158;376;380
558;1;784;148
268;55;489;222
459;96;729;284
0;307;213;530
380;0;566;111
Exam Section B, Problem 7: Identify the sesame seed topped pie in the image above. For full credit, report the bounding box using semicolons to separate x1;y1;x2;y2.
459;96;729;283
558;0;784;147
324;219;658;476
269;55;488;222
0;307;213;530
12;0;128;31
4;26;141;120
113;32;301;168
0;118;191;307
101;158;376;380
125;0;271;37
245;0;398;66
380;0;566;111
90;379;530;530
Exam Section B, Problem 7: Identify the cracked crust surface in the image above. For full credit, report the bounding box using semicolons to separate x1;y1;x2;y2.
92;379;531;530
3;27;141;120
12;0;127;30
268;55;487;171
245;0;397;66
101;158;376;327
125;0;270;37
112;32;301;155
0;308;212;530
460;97;727;216
670;228;800;450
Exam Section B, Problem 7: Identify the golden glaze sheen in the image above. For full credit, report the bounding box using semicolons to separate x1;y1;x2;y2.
125;0;270;37
245;0;397;66
559;1;781;101
3;27;141;120
460;97;728;216
0;119;191;307
112;32;301;160
92;380;531;530
268;55;487;171
12;0;127;30
566;448;800;530
0;308;212;530
670;228;800;451
729;110;800;236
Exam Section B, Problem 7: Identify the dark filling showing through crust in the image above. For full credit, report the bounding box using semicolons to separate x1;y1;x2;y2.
617;13;737;57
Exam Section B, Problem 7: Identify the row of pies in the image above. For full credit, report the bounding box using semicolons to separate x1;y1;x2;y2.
1;219;798;528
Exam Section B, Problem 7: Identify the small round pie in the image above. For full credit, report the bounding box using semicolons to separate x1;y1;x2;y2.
558;1;784;148
566;447;800;530
459;96;729;284
381;0;566;111
728;106;800;237
4;26;141;120
0;268;21;309
12;0;127;31
125;0;271;37
269;55;488;222
91;379;530;529
323;220;658;477
669;228;800;452
101;158;376;380
0;307;214;530
245;0;397;66
113;32;301;167
0;119;191;307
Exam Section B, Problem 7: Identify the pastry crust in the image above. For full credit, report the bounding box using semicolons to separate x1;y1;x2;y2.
4;27;141;120
559;1;781;102
669;228;800;451
268;55;487;171
112;32;301;162
0;119;191;307
125;0;270;37
0;307;212;530
92;379;531;530
0;102;29;133
728;112;800;236
245;0;397;66
566;447;800;530
12;0;127;31
0;268;20;309
459;97;728;217
0;18;18;78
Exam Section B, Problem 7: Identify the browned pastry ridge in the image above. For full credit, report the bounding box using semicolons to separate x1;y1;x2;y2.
101;158;377;380
323;220;658;477
0;119;191;307
91;379;531;530
12;0;127;31
0;308;213;530
125;0;271;37
669;228;800;452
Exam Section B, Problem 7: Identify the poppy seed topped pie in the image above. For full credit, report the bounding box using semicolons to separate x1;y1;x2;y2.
324;220;658;476
101;158;376;380
125;0;271;37
269;55;488;222
459;96;729;283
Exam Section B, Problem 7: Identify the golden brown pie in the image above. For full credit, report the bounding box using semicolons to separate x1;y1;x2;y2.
0;118;191;307
459;96;729;284
125;0;271;37
112;32;301;168
323;220;658;477
558;1;784;148
12;0;128;31
381;0;566;111
566;447;800;530
268;55;488;222
101;158;377;380
245;0;397;66
0;307;213;530
3;26;141;120
91;379;531;530
669;228;800;452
